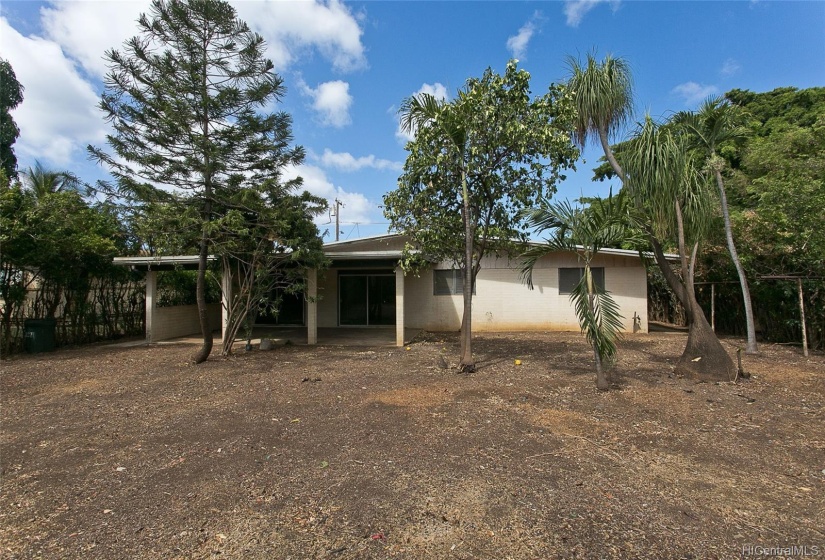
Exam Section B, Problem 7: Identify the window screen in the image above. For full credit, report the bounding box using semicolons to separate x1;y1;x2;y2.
559;267;605;295
434;269;475;295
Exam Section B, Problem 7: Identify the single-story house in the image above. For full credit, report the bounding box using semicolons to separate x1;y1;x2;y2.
114;233;664;346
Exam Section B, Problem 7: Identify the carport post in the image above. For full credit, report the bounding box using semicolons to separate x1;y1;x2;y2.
145;270;156;343
395;266;405;347
307;268;318;345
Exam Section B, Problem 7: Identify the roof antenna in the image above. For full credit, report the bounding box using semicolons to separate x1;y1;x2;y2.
332;198;344;241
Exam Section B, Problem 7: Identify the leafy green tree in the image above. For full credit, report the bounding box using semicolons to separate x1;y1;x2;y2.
217;189;326;355
737;120;825;270
385;61;578;372
522;191;642;390
0;59;23;180
723;87;825;350
90;0;310;363
673;97;757;354
0;172;36;353
1;173;122;353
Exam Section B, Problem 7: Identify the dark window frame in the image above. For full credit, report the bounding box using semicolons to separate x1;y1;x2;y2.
433;269;476;296
559;267;605;295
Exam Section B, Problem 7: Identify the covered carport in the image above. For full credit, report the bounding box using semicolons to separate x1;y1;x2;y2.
114;250;413;347
112;255;224;344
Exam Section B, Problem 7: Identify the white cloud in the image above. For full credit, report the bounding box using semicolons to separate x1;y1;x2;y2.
318;149;402;172
395;82;450;144
39;0;367;79
563;0;621;28
720;58;742;77
0;17;107;167
299;80;353;128
671;81;720;107
506;12;543;60
234;0;366;73
40;1;149;79
283;163;375;228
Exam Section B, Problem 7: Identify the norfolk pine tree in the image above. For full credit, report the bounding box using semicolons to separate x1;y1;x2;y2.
90;0;308;363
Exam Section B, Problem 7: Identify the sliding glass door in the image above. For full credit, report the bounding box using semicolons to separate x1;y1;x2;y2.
339;272;395;326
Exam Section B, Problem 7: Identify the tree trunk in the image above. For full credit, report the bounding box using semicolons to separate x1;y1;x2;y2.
192;222;213;364
599;127;734;379
672;202;736;381
594;346;609;390
193;40;214;365
715;169;758;354
589;287;609;391
599;128;626;182
458;168;475;373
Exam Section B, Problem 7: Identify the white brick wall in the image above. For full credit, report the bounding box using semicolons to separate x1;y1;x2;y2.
406;253;647;332
151;303;221;341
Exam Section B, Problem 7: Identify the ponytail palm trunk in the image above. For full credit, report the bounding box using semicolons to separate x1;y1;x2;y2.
625;119;736;380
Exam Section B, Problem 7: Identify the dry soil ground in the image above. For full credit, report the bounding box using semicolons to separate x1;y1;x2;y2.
1;332;823;559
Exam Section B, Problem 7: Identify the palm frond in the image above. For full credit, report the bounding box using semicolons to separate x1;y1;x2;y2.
622;115;713;244
570;273;624;364
398;93;445;135
671;96;749;153
565;51;634;149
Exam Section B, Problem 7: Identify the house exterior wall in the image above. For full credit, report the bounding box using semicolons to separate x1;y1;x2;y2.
315;250;648;333
403;252;648;333
151;303;221;342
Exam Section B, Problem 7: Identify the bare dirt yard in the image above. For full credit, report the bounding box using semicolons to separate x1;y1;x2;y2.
1;332;823;559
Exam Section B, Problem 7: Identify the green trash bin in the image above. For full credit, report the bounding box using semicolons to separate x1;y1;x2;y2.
23;318;57;353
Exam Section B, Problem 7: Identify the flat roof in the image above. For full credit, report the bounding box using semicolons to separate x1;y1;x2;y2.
113;235;678;269
113;255;217;271
323;233;402;247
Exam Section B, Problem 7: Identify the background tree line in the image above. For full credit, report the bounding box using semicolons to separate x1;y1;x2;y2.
0;164;145;355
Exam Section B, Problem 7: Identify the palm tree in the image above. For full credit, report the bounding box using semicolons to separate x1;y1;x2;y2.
672;97;757;354
21;161;81;199
565;52;634;181
522;191;641;390
565;52;736;380
399;92;478;372
623;117;736;379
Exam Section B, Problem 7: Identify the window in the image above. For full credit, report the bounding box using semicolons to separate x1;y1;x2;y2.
433;269;475;296
559;267;605;295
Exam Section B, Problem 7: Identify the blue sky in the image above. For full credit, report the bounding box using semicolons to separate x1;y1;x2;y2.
2;0;823;241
